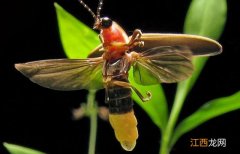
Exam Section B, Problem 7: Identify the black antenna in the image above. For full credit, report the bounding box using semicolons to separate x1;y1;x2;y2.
78;0;96;19
96;0;103;19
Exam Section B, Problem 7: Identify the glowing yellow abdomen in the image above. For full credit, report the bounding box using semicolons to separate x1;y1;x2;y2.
109;110;138;151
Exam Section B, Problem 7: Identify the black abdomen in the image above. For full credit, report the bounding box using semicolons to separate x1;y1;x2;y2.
103;57;132;114
106;78;133;114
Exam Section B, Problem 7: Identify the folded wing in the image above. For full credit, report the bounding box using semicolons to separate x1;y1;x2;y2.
132;33;222;56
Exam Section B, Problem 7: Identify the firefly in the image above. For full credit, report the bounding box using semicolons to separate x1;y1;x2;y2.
15;0;222;151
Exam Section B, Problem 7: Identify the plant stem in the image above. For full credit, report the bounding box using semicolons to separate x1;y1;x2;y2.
160;81;189;154
87;90;97;154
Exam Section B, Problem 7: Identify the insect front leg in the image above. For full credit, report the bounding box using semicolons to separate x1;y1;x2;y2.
111;80;152;102
128;29;144;48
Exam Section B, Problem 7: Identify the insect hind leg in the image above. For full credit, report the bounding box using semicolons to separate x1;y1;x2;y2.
111;80;152;102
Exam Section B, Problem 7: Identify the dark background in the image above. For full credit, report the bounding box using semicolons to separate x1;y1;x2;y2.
1;0;240;154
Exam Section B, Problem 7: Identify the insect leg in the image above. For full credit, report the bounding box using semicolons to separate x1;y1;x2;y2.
128;29;144;48
99;34;104;44
111;80;152;102
130;29;142;41
131;86;152;102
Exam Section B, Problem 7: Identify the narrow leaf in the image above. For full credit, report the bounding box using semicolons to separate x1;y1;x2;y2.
171;91;240;147
54;3;100;59
129;69;168;131
169;0;227;148
178;0;227;100
184;0;227;39
4;143;46;154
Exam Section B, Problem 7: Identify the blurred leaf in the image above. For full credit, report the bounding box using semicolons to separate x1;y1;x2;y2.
180;0;227;96
4;143;46;154
169;0;227;148
171;91;240;147
184;0;227;39
54;3;100;59
177;0;227;99
129;69;168;131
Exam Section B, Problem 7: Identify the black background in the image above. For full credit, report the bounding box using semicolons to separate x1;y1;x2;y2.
1;0;240;154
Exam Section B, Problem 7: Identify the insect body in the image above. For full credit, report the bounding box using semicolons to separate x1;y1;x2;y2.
15;0;222;151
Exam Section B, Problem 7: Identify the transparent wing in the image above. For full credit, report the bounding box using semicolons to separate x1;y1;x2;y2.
88;45;103;58
133;46;194;85
15;57;104;90
132;33;222;56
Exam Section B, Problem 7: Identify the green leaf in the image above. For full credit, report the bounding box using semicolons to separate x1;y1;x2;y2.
171;91;240;147
172;0;227;123
54;3;100;59
180;0;227;94
178;0;227;100
167;0;227;148
4;143;46;154
184;0;227;39
129;69;168;132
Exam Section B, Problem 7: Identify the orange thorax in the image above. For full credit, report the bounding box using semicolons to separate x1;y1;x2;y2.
101;22;129;60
